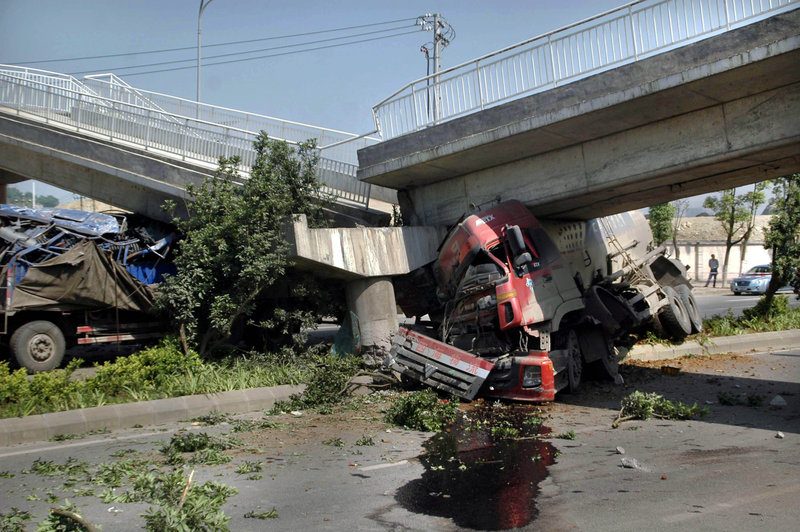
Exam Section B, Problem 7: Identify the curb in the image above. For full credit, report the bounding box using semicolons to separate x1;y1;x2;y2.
2;329;798;447
0;384;304;447
628;329;800;362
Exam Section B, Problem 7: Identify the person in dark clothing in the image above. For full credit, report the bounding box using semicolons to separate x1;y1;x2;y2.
705;254;719;287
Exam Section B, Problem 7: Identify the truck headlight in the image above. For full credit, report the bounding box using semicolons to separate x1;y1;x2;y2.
522;365;542;387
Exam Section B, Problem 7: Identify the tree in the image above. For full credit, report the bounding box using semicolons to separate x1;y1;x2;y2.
38;194;60;208
5;187;60;208
737;182;768;274
7;187;30;206
760;174;800;313
648;203;675;246
670;199;689;260
703;187;765;283
157;133;335;355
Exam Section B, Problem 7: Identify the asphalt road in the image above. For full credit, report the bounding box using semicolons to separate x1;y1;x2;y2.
1;348;798;531
694;288;799;318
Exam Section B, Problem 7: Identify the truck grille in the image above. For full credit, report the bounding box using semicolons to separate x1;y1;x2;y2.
386;327;494;400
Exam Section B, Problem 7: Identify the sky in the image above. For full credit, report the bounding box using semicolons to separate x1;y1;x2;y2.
0;0;750;210
0;0;625;134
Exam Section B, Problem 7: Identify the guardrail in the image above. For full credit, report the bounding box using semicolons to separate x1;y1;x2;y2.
372;0;799;139
0;65;375;208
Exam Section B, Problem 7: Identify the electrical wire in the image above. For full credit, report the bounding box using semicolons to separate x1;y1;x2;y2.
104;29;421;77
70;23;419;76
5;17;420;66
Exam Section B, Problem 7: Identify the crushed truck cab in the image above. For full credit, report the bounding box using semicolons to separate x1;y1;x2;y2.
388;200;698;402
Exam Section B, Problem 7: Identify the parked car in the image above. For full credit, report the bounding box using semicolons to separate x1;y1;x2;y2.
730;264;791;295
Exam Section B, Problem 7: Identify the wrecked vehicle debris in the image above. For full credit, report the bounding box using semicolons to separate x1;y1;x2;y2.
0;205;175;371
387;200;699;402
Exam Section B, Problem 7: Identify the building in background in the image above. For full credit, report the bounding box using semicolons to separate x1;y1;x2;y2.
665;215;773;283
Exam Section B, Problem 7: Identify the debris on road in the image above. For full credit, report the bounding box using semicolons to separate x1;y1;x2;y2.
620;457;651;471
770;395;787;407
612;390;709;428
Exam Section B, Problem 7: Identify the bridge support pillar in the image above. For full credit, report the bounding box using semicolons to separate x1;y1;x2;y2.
345;276;398;358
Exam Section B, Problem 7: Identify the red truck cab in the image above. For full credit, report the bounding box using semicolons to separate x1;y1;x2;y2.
423;200;577;400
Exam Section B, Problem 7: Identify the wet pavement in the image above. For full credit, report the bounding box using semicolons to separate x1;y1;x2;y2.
395;403;556;530
1;349;798;530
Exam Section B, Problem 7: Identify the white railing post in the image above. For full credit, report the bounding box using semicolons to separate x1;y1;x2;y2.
724;0;732;29
547;34;558;86
16;81;22;116
109;100;116;141
75;93;82;132
629;5;639;60
224;127;230;158
145;108;152;150
181;118;189;161
45;84;52;124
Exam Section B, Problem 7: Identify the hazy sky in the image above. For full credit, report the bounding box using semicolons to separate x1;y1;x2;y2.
1;0;625;135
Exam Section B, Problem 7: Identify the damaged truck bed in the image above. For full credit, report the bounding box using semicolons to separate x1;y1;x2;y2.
0;205;174;372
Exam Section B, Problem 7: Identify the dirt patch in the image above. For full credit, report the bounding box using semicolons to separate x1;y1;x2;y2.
224;352;795;455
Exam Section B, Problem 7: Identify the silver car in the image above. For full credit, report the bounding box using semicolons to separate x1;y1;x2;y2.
730;264;788;295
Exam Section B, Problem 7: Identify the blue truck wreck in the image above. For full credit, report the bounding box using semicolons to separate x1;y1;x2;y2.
0;205;174;371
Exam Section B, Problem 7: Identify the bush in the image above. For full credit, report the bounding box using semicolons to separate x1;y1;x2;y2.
0;338;311;419
90;338;203;396
704;295;800;336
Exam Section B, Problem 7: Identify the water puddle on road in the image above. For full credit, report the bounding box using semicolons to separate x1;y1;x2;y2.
395;401;557;530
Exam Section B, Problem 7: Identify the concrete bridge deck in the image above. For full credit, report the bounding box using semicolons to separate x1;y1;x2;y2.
358;9;800;226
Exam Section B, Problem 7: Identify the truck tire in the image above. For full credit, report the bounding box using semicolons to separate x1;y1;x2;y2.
10;320;66;373
579;326;618;380
658;286;692;340
566;329;582;393
675;285;702;333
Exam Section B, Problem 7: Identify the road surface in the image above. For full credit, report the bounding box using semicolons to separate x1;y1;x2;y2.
1;349;797;531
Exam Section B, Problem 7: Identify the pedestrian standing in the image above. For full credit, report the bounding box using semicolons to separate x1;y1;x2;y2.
705;254;719;287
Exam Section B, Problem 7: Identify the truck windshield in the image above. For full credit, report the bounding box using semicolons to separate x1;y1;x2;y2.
455;248;507;296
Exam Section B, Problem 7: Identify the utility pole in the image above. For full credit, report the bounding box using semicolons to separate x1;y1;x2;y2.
418;14;454;123
197;0;215;104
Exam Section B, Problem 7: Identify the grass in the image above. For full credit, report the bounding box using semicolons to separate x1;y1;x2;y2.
698;294;800;337
0;338;313;419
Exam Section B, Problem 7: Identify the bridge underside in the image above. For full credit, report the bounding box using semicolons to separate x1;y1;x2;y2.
0;113;206;221
358;9;800;225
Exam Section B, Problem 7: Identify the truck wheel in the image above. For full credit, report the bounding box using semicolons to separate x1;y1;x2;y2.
10;320;66;373
658;286;692;340
675;285;702;333
566;329;582;393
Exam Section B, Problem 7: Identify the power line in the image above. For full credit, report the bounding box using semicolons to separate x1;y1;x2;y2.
5;17;419;66
70;23;419;76
95;30;421;78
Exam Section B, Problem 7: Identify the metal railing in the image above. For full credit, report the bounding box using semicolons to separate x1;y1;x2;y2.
372;0;799;139
0;65;376;208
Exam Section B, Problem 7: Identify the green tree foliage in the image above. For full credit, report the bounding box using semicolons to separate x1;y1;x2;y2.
5;187;59;208
38;194;60;208
157;133;335;355
6;187;29;206
648;203;675;246
703;186;767;282
762;174;800;313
